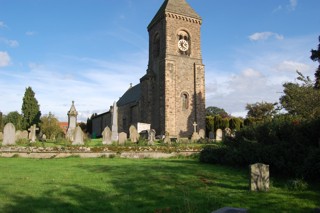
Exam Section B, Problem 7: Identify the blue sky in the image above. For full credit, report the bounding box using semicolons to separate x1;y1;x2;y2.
0;0;319;122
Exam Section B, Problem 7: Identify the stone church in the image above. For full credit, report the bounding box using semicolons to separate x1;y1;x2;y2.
92;0;205;138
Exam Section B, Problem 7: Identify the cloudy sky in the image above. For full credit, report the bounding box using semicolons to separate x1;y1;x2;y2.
0;0;319;121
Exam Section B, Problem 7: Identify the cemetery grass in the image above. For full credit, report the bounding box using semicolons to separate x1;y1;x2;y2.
0;158;319;213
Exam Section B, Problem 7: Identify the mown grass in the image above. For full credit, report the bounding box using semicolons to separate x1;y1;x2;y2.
0;157;319;212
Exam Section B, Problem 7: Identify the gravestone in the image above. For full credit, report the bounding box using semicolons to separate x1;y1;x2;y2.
129;125;139;143
224;128;232;137
72;126;84;145
209;131;214;140
15;130;22;140
148;129;156;145
3;123;16;145
21;130;29;140
0;132;3;141
102;126;112;145
212;207;247;213
199;129;205;139
191;122;200;141
250;163;270;191
111;101;119;142
164;131;171;144
42;134;47;141
118;132;127;145
216;129;223;141
28;124;39;143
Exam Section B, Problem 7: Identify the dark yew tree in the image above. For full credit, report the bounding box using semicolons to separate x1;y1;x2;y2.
21;87;41;130
311;36;320;89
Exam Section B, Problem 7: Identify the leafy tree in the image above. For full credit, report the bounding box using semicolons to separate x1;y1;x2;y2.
205;116;214;135
246;101;277;121
280;71;320;119
229;117;243;131
21;87;41;130
40;112;63;140
311;36;320;89
3;111;23;130
206;106;228;117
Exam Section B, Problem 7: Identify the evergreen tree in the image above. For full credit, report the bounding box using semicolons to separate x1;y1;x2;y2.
21;87;41;130
311;36;320;89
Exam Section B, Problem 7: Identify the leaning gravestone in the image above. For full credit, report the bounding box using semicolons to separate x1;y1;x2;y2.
72;126;84;145
216;129;223;141
164;131;171;144
3;123;16;145
102;126;112;145
118;132;127;145
0;132;3;141
224;128;232;137
129;125;139;143
250;163;270;191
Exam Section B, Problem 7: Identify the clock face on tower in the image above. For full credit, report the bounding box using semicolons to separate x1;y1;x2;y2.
178;39;189;52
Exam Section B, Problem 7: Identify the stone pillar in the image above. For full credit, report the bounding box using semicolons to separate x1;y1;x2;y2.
111;102;119;142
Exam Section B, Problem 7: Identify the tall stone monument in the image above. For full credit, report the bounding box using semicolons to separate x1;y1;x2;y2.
66;101;78;141
111;102;118;142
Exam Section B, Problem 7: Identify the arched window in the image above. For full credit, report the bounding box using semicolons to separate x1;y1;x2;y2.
153;33;160;58
181;92;189;110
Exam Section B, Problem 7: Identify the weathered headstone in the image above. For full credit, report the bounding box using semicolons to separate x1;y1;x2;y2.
111;101;119;142
15;130;22;140
164;131;171;144
199;129;205;139
102;126;112;145
42;134;47;141
21;130;29;140
250;163;270;191
118;132;127;145
28;124;39;143
148;129;156;145
209;131;214;140
72;126;84;145
216;129;223;141
0;132;3;141
129;125;139;143
3;123;16;145
212;207;247;213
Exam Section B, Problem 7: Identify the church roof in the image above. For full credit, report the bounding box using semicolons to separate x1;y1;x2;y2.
117;84;141;107
148;0;201;29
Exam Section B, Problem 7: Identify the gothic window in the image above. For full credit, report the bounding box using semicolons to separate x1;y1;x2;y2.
153;33;160;58
181;92;189;110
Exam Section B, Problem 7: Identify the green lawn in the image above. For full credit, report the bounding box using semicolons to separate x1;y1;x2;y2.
0;157;319;213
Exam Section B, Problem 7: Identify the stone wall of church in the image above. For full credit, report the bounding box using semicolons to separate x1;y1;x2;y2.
118;103;140;134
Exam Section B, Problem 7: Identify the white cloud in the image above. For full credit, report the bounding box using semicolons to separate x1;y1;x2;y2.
288;0;298;11
0;37;19;47
275;60;310;73
0;21;6;28
26;31;37;36
0;51;11;67
249;32;284;41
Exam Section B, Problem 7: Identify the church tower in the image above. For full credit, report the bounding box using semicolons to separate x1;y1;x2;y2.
140;0;206;137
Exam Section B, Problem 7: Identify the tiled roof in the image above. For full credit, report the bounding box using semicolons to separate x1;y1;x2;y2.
148;0;201;29
117;84;141;107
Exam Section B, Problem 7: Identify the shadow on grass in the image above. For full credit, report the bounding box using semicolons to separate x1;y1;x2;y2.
1;159;319;213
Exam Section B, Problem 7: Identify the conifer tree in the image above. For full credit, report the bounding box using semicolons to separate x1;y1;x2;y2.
21;87;41;130
311;36;320;89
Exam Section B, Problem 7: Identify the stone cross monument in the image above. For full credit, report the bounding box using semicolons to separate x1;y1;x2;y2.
66;101;78;141
111;101;118;142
